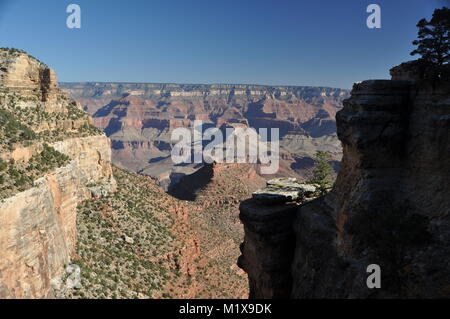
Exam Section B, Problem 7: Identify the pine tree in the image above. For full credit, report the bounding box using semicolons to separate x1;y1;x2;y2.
411;7;450;66
310;151;334;195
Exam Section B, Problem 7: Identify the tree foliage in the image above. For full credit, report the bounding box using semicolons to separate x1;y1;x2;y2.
309;151;334;195
411;7;450;65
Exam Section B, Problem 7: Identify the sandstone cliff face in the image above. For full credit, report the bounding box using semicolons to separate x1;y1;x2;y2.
0;50;56;101
0;49;115;299
238;62;450;298
0;136;115;298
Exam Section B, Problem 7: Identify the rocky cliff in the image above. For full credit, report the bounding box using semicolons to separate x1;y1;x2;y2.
0;49;115;298
61;82;348;187
238;61;450;298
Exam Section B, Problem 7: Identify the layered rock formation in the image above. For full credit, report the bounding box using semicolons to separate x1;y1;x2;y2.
0;49;115;298
238;61;450;298
61;82;348;187
0;50;267;301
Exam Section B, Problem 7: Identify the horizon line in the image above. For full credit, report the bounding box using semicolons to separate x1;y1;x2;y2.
59;80;352;91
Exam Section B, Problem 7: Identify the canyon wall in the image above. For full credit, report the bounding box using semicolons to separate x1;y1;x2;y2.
238;61;450;298
0;136;115;299
0;49;115;298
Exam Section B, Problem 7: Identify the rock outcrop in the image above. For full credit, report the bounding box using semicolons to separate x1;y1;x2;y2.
238;61;450;298
0;49;115;299
252;178;317;204
238;199;298;298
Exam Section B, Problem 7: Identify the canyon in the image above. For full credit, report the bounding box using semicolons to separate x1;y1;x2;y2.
56;81;351;299
60;82;349;188
5;48;448;300
0;49;272;299
238;60;450;298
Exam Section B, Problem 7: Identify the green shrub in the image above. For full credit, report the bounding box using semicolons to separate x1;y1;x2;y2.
0;109;36;144
0;159;7;171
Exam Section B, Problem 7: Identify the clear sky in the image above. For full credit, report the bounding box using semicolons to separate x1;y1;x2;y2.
0;0;447;89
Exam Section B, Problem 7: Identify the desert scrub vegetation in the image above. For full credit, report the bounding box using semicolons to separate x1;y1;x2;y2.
0;108;36;150
1;91;89;127
66;101;88;120
65;166;179;299
63;165;253;299
0;144;70;199
0;89;103;153
77;122;104;135
0;47;47;67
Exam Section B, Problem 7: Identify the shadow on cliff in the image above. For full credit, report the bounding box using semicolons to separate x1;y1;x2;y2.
167;163;215;201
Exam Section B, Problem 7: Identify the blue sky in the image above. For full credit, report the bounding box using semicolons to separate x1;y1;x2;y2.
0;0;446;88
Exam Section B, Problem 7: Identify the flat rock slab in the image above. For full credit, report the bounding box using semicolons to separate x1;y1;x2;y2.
252;188;301;204
252;178;317;204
